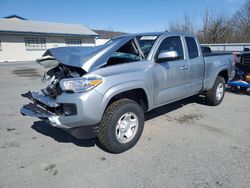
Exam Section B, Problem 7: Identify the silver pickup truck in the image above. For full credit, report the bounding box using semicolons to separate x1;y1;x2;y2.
21;32;235;153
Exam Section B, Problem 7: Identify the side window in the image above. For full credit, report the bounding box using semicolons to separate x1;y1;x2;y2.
185;37;199;59
156;36;184;61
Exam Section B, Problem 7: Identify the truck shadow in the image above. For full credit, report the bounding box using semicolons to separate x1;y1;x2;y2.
32;122;97;147
31;95;207;150
145;95;206;121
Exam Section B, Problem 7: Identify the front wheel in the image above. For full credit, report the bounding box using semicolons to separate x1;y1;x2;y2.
98;99;144;153
206;76;226;106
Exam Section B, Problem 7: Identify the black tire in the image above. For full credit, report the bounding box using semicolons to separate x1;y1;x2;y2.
240;87;247;92
230;86;240;93
206;76;226;106
98;98;144;153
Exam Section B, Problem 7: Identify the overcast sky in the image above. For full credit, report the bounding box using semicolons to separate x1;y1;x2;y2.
0;0;246;33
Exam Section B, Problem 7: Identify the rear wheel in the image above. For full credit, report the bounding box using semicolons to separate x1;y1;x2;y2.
206;76;226;106
98;99;144;153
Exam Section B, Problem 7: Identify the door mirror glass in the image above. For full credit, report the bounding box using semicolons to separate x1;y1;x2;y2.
157;50;179;62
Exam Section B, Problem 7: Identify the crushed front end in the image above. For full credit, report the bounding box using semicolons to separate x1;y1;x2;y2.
20;61;103;139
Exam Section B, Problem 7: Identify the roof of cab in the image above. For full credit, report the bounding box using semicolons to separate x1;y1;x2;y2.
114;32;195;39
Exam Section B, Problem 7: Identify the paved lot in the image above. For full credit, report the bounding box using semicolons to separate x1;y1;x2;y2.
0;62;250;188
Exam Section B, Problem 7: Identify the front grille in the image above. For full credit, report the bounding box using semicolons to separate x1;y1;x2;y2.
21;103;54;118
242;57;250;65
21;91;63;115
241;54;250;65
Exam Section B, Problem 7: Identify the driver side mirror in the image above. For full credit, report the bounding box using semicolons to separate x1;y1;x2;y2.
157;50;179;62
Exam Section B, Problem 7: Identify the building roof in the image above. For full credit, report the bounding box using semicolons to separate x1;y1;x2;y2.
0;18;98;37
93;29;127;39
4;15;26;20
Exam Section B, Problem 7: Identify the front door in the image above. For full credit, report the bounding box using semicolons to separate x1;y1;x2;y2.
153;36;189;106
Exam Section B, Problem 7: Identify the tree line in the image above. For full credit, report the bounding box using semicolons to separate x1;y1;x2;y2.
166;0;250;43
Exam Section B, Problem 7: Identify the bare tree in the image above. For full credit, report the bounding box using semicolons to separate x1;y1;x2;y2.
166;0;250;43
198;9;231;43
200;9;210;43
208;15;231;43
166;11;231;43
166;14;197;34
230;0;250;42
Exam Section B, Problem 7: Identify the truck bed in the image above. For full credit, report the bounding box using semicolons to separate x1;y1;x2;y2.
202;53;235;90
203;52;232;57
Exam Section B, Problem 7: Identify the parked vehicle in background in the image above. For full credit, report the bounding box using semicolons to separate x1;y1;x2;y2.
201;45;212;53
228;50;250;94
20;32;235;153
243;48;250;52
234;51;250;73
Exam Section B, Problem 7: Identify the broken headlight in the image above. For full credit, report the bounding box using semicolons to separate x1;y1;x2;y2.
59;75;103;93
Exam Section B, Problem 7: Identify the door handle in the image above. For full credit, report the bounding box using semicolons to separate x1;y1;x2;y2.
180;65;188;70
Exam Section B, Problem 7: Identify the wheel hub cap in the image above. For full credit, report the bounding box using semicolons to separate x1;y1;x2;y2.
216;83;224;100
115;112;139;143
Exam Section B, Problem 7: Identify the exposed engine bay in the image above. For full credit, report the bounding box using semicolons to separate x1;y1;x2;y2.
41;64;86;98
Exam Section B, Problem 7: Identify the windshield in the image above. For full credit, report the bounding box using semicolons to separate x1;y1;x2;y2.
136;36;158;57
111;52;141;61
107;35;158;58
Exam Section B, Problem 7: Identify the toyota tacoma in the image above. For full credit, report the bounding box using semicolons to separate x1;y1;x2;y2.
21;32;235;153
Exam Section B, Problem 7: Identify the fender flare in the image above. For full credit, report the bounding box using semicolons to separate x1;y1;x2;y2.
208;66;228;90
99;80;153;113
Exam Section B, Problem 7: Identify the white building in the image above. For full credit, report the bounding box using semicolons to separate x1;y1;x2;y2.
93;29;127;46
0;15;98;62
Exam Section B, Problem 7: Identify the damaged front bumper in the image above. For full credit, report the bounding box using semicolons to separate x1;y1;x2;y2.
20;91;68;128
21;103;54;118
20;89;105;138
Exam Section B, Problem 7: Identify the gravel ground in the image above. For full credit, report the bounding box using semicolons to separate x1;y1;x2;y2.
0;61;250;188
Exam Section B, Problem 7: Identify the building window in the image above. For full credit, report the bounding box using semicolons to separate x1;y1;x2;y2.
25;37;46;51
66;39;82;46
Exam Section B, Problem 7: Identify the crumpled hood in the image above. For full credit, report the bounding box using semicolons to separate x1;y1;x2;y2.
37;35;133;72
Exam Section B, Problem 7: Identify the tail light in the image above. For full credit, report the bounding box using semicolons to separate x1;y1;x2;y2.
234;52;241;65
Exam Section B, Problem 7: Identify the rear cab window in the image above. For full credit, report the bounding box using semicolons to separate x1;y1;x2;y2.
185;37;199;59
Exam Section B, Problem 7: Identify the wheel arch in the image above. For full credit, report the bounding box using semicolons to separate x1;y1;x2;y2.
100;81;152;113
204;67;229;91
218;69;229;83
